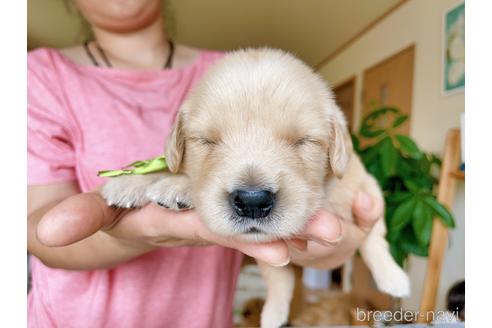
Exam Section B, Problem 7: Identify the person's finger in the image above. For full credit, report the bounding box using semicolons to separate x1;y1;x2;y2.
121;203;209;242
286;238;308;251
232;240;290;266
290;219;365;268
194;217;291;266
37;192;125;247
299;209;343;247
353;191;383;233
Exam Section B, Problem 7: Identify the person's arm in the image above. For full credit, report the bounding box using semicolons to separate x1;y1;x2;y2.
28;182;155;270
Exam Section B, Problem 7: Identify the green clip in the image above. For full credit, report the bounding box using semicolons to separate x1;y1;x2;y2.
98;155;168;177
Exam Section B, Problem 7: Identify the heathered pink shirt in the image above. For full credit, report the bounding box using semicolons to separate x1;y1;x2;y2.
28;48;243;328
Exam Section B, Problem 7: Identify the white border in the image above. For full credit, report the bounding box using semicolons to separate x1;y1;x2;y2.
466;0;492;326
0;1;27;327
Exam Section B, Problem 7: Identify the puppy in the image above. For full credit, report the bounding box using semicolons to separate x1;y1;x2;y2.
102;48;410;328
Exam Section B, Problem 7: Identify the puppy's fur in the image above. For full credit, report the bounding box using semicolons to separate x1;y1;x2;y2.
103;48;410;328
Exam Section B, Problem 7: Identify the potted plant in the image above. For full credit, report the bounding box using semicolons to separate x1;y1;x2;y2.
352;107;455;266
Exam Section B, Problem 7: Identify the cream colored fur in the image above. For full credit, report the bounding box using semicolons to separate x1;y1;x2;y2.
102;48;410;328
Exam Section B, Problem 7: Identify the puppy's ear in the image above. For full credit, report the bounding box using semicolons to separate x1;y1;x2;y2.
165;111;185;173
328;109;352;179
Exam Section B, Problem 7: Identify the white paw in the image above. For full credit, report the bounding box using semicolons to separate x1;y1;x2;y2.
145;174;193;210
373;262;410;298
261;302;289;328
101;174;161;208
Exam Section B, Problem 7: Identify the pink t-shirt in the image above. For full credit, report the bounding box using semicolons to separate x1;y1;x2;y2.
28;48;243;328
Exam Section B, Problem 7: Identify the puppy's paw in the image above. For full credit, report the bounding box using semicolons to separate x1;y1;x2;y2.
260;303;289;328
145;174;193;210
373;262;410;298
101;174;163;208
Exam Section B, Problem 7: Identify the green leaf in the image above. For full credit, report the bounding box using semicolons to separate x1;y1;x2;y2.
379;137;398;176
360;138;384;162
351;134;360;153
392;115;409;129
386;191;413;204
430;154;442;167
359;107;399;138
390;197;417;232
366;160;382;180
385;202;397;222
424;196;456;228
390;243;407;267
403;179;421;193
396;158;416;178
418;155;431;174
400;230;429;257
413;176;434;192
386;226;400;243
412;200;433;247
360;124;385;139
396;135;423;159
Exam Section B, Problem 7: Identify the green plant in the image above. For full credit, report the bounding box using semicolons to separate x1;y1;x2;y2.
352;107;455;267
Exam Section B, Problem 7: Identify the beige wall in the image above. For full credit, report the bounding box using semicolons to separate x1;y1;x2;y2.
27;0;401;66
317;0;465;311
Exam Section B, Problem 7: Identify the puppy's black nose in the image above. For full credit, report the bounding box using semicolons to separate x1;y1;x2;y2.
230;189;275;219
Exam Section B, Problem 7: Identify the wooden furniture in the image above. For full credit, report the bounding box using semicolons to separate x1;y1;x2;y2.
418;128;463;322
333;76;356;131
362;45;415;136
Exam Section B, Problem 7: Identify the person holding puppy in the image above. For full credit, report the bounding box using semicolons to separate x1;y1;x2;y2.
27;1;383;327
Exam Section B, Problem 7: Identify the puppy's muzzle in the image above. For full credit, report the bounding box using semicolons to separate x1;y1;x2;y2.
229;188;276;219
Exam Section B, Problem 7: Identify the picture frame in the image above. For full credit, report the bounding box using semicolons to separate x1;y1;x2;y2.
442;2;465;95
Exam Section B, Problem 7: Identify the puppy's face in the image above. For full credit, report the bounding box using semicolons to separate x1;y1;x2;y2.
165;49;351;241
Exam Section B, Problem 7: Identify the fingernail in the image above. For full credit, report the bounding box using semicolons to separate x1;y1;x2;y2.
357;191;373;211
325;234;343;246
271;257;291;267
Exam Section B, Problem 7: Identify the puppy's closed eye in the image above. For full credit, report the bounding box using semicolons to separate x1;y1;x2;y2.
293;136;322;147
188;136;219;146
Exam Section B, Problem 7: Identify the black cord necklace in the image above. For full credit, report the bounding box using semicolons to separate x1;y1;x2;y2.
83;40;175;69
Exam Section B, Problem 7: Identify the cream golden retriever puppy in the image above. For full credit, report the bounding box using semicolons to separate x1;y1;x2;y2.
102;48;410;328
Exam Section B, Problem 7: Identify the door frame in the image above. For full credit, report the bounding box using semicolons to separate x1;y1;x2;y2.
333;75;357;132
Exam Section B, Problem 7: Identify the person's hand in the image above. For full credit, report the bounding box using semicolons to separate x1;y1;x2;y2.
288;191;384;269
36;189;382;269
37;191;291;267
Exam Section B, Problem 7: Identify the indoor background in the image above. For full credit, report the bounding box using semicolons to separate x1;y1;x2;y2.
28;0;465;322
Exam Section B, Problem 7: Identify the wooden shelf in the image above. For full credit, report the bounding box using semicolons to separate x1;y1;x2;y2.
418;128;462;323
450;170;465;180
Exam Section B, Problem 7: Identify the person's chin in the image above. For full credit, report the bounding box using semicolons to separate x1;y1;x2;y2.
92;3;161;34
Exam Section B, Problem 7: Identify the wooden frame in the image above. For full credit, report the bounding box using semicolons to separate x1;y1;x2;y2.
333;75;357;132
418;128;462;322
333;75;357;91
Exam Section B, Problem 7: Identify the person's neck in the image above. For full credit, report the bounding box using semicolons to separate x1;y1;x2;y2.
92;17;171;69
